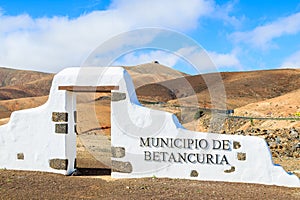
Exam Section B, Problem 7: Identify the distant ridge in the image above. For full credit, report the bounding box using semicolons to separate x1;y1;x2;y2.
0;67;53;87
136;68;300;109
124;63;188;88
1;65;300;116
0;67;54;100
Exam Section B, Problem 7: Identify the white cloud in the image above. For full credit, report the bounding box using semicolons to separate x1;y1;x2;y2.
109;0;214;30
0;0;214;72
280;50;300;69
175;46;242;72
208;50;241;70
113;47;242;73
210;0;243;28
113;47;215;73
231;12;300;49
113;50;179;67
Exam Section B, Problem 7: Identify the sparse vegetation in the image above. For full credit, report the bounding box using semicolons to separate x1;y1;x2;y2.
194;109;204;120
250;118;254;126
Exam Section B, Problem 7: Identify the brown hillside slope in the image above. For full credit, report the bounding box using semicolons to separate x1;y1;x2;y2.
0;64;185;125
0;67;52;87
184;88;300;132
230;89;300;130
1;67;300;120
1;67;299;112
221;68;300;109
0;64;182;100
124;63;187;88
0;96;49;119
137;69;300;109
0;67;54;100
235;88;300;118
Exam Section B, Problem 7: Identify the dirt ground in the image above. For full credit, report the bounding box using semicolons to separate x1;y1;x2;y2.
0;169;299;200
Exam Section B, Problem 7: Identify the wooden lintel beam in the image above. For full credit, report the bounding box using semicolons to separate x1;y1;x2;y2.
58;86;119;92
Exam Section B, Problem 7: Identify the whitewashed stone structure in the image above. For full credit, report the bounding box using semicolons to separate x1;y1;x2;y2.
0;67;299;187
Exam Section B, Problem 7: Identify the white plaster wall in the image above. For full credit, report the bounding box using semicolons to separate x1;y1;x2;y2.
0;96;68;174
0;66;299;188
111;69;300;188
0;67;125;175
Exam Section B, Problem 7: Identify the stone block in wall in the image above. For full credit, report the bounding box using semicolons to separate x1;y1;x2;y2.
233;141;241;149
190;170;199;177
52;112;68;122
224;166;235;173
49;159;68;170
17;153;24;160
111;92;126;102
55;124;68;134
112;160;132;173
111;147;125;158
237;152;246;161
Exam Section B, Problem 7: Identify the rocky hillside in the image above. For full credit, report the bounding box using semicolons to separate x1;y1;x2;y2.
0;96;49;119
0;67;54;100
137;68;300;109
0;63;185;100
1;66;300;124
0;64;187;124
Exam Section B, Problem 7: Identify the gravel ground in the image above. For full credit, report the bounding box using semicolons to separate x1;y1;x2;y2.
0;170;299;200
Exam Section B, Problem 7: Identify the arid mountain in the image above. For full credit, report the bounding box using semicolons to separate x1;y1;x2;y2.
230;89;300;131
137;68;300;109
0;64;187;124
0;67;51;87
0;96;49;125
235;88;300;118
0;67;54;100
0;63;185;100
124;63;187;88
1;65;300;126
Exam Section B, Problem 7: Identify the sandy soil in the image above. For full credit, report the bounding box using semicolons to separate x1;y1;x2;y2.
0;169;299;200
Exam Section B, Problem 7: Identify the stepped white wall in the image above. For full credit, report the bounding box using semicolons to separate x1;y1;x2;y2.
0;67;299;187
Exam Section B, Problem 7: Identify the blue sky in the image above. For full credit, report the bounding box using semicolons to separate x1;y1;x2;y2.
0;0;300;74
